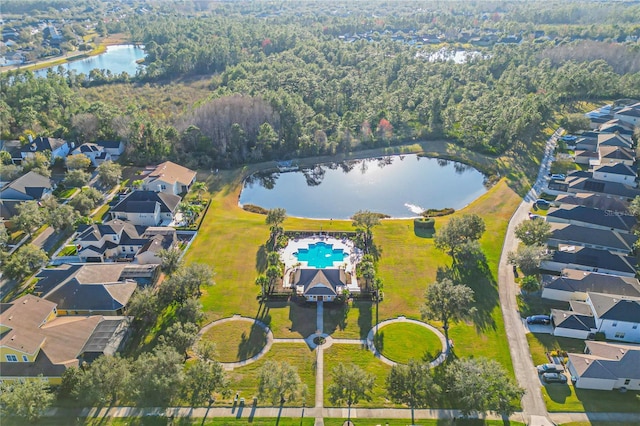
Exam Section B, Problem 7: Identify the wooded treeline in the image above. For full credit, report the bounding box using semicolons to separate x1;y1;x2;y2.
2;2;640;169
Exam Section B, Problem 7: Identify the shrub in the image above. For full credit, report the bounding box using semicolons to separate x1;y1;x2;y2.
414;217;435;230
421;207;455;218
242;204;268;215
595;332;606;341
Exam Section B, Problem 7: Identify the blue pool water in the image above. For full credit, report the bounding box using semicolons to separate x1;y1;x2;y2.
295;242;347;268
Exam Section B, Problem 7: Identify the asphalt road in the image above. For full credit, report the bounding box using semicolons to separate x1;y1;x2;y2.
497;128;561;426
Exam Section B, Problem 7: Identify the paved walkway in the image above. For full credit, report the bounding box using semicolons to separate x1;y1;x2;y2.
317;301;324;333
72;405;640;423
497;128;561;426
366;316;449;367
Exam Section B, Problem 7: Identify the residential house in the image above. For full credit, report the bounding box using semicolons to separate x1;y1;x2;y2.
545;205;636;234
547;223;637;255
567;341;640;390
597;133;633;150
598;119;635;137
553;194;629;213
74;219;177;262
95;140;125;158
564;175;640;200
109;190;181;226
542;269;640;302
614;104;640;127
592;163;636;187
142;161;197;196
33;263;158;315
70;143;111;167
0;294;130;384
575;136;598;152
0;140;22;164
20;136;71;161
598;146;635;167
574;150;600;166
551;301;596;339
0;171;53;220
135;228;180;265
541;246;637;277
293;268;347;302
587;292;640;343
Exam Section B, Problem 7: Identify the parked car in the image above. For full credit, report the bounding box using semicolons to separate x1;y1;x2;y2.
550;174;565;180
529;213;544;221
537;363;565;374
542;372;568;384
561;135;577;142
527;315;551;325
535;199;551;208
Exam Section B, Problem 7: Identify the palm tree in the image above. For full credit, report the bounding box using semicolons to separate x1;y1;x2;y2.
255;274;269;299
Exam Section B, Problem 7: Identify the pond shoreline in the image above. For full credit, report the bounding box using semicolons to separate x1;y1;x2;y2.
0;33;138;74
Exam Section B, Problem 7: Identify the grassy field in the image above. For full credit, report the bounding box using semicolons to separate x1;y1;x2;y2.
225;343;316;407
526;333;640;413
2;417;525;426
184;168;522;380
323;344;393;408
201;321;268;363
375;322;443;364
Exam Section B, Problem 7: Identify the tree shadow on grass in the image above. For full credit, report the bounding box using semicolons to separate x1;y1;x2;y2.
544;383;572;404
323;302;349;335
374;330;384;352
438;245;499;334
287;299;317;337
356;301;373;339
256;244;268;273
237;323;268;361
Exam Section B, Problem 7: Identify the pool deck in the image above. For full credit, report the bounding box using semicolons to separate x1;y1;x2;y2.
280;236;362;291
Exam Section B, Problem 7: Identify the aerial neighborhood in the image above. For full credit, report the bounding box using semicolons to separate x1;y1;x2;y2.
528;100;640;391
0;155;198;385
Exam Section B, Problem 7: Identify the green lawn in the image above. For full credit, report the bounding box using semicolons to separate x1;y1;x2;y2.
226;343;315;407
201;321;268;362
323;421;523;426
323;344;393;408
375;322;443;364
184;173;521;380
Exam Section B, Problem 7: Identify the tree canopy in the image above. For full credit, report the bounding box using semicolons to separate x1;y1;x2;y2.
421;278;475;343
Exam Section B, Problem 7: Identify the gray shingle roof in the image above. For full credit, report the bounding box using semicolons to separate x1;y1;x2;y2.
588;292;640;323
594;163;637;177
551;308;595;331
550;247;637;275
294;268;346;296
110;190;180;214
544;270;640;298
547;205;636;233
549;223;637;253
0;171;52;199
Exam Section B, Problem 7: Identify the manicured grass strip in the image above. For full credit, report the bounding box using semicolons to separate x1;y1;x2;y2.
324;300;373;339
323;420;523;426
542;386;640;413
525;333;586;366
226;343;315;407
323;344;393;408
201;320;267;363
375;322;442;364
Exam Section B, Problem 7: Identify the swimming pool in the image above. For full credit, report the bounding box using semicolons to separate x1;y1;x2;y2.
295;242;347;268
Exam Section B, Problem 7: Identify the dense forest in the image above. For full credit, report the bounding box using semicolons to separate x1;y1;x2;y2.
2;1;640;169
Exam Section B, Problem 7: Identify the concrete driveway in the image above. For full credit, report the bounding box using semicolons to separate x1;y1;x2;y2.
524;320;554;334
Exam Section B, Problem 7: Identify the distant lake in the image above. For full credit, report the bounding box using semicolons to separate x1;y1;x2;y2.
239;155;488;219
36;44;145;77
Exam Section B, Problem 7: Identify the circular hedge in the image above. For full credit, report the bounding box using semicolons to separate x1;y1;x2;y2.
414;217;435;230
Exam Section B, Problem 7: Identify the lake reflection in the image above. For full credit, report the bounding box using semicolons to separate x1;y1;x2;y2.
35;44;145;77
239;154;488;219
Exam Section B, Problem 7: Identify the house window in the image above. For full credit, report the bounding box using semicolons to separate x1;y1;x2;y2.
624;379;631;385
615;332;625;339
5;355;18;362
160;184;167;190
22;355;28;362
633;324;638;329
612;322;617;327
130;246;134;252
